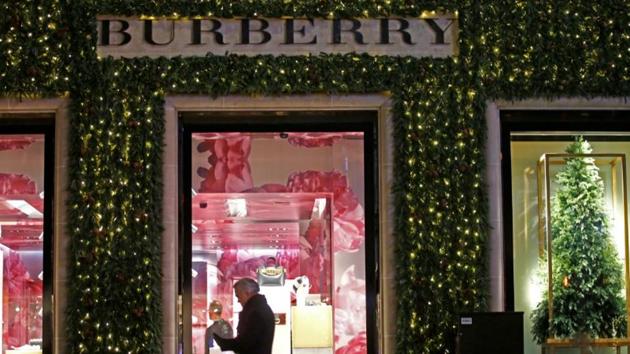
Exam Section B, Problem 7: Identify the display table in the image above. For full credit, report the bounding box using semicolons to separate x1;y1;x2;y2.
291;305;333;348
542;337;630;354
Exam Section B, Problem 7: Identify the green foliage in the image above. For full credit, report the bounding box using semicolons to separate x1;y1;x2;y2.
531;138;627;343
1;0;630;353
0;0;71;96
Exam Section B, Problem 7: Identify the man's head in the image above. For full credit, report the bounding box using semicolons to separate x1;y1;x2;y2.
208;300;223;320
234;278;260;306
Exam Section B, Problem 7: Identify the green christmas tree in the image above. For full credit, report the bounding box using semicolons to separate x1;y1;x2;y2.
531;138;627;344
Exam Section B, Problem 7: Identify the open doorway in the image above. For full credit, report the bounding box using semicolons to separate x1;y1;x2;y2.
179;111;378;354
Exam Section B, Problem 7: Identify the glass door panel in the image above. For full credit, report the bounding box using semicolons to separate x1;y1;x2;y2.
189;132;368;354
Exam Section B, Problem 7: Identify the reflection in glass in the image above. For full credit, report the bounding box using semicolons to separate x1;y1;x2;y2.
0;135;45;354
190;132;367;354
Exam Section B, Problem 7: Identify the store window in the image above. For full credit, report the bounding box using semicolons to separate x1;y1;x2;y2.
503;110;630;354
0;119;53;354
180;111;378;354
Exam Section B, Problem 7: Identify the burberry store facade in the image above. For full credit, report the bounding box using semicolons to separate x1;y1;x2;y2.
1;2;630;354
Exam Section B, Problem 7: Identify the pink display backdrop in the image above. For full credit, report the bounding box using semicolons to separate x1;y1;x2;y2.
190;132;368;354
0;135;46;352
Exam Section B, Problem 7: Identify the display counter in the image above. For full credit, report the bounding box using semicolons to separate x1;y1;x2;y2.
291;305;333;348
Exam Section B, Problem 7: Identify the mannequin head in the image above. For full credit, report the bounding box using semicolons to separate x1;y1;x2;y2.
208;300;223;321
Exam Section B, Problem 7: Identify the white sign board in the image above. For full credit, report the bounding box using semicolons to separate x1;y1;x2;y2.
97;16;458;58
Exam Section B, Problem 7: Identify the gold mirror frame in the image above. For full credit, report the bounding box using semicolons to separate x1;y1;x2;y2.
536;153;630;345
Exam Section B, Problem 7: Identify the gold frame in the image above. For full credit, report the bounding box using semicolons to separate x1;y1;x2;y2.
537;153;630;344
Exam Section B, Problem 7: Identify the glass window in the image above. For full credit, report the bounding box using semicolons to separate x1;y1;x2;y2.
510;133;630;354
185;130;369;354
0;134;47;354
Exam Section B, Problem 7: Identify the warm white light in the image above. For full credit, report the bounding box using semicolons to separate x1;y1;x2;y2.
527;269;544;310
226;198;247;217
311;198;327;219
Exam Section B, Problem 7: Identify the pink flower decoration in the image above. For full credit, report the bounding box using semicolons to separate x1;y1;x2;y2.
299;220;330;293
0;137;34;151
3;250;42;348
242;183;288;193
334;265;366;347
197;136;253;193
287;133;340;148
287;171;365;253
273;251;300;279
333;202;365;253
286;133;364;148
0;173;37;195
335;332;367;354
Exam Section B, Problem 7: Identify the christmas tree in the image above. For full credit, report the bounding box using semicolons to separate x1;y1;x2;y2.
531;138;627;344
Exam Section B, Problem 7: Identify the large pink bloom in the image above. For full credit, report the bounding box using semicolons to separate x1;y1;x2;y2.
3;251;42;348
197;136;253;193
334;265;366;347
0;173;37;195
299;220;330;294
287;171;365;253
287;133;364;148
335;332;367;354
0;137;34;151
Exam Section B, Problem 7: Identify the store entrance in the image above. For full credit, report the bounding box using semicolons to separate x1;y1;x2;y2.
180;111;378;354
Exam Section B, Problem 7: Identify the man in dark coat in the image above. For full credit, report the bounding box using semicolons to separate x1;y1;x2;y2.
214;278;275;354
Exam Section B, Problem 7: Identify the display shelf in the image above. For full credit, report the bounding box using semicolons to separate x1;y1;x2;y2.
542;337;630;354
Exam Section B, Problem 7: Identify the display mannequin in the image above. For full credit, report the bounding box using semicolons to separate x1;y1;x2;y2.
205;300;233;354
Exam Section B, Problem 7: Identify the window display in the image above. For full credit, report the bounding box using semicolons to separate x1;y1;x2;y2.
0;135;46;354
188;132;368;354
510;134;630;354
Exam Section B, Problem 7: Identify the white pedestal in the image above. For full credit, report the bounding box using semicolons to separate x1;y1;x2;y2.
260;285;292;354
293;349;333;354
291;305;333;348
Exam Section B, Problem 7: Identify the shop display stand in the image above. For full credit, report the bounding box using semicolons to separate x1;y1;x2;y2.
542;338;630;354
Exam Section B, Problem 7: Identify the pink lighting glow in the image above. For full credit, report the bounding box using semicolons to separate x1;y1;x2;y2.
191;131;367;354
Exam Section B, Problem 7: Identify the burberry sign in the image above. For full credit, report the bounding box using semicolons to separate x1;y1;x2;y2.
97;16;458;58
